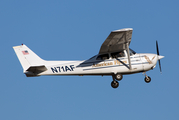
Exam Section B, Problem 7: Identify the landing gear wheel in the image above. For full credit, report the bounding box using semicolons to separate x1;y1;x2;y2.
115;73;123;81
111;81;119;88
144;76;151;83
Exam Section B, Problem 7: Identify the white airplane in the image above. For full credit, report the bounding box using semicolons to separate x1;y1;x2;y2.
13;28;164;88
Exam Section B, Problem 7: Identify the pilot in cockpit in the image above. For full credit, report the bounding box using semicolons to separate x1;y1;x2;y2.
111;51;125;58
118;51;125;57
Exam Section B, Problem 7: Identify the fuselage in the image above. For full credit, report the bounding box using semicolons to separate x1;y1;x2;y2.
38;51;160;76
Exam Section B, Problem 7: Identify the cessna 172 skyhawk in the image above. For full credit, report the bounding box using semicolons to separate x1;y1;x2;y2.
13;28;164;88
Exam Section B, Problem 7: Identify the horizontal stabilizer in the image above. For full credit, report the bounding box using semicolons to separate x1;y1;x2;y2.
25;65;47;77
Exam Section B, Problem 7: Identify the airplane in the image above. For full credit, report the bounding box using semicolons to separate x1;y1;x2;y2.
13;28;164;88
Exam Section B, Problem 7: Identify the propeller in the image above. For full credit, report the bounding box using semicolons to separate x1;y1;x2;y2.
156;40;162;74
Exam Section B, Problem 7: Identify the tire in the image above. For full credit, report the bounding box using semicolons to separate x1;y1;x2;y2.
144;76;151;83
111;81;119;88
115;73;123;81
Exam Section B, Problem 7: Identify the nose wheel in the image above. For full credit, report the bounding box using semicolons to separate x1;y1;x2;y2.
143;72;151;83
144;76;151;83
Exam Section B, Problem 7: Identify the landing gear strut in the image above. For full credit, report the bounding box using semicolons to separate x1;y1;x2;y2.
143;72;151;83
111;74;123;88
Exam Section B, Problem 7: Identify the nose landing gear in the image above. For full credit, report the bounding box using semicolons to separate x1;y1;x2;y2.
143;72;151;83
144;76;151;83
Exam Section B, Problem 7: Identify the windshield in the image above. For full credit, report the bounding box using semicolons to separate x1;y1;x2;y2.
88;55;97;60
96;54;109;60
129;48;136;55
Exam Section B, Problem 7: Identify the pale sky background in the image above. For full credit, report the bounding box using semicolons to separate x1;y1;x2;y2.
0;0;179;120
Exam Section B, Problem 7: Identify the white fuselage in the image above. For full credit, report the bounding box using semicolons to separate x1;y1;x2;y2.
38;53;159;76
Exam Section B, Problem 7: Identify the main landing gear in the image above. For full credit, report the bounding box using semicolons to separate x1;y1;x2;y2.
111;73;123;88
110;72;152;88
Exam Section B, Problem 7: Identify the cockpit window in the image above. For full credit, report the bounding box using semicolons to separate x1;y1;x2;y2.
129;48;136;56
96;54;109;60
88;55;97;60
111;51;125;58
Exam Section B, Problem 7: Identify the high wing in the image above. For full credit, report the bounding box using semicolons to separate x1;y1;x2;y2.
99;28;133;70
99;28;133;54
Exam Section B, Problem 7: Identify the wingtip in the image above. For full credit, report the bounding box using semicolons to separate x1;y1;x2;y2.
113;28;133;32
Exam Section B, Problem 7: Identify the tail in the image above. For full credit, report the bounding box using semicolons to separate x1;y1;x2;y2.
13;44;47;77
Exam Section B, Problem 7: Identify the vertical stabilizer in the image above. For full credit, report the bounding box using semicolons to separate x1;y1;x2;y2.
13;44;45;72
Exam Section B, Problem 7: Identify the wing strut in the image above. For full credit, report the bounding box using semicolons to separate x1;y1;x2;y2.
126;42;132;70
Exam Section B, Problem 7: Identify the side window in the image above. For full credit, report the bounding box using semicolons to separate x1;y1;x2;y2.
129;50;133;56
96;54;109;60
111;51;125;58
